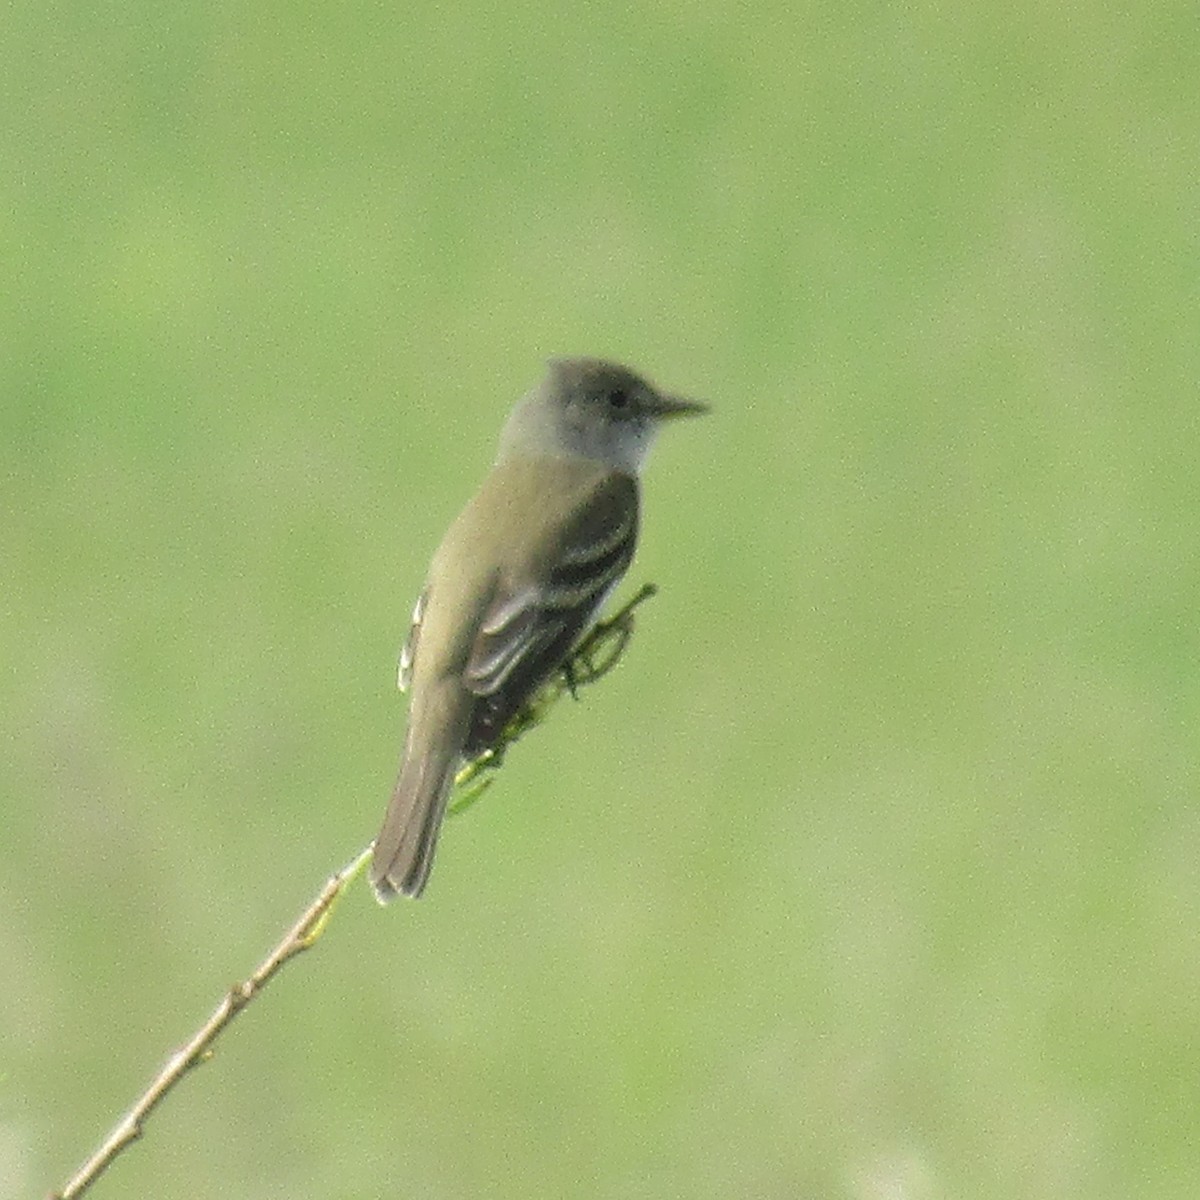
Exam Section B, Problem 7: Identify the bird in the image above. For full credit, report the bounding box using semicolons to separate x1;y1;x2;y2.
369;357;707;900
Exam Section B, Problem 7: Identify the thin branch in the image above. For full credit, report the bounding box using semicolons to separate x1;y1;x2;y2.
49;846;372;1200
49;583;657;1199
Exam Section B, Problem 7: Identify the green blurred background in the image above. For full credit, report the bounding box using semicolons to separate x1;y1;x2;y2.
4;2;1197;1197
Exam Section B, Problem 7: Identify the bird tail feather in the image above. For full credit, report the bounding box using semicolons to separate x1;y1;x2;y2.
369;685;471;901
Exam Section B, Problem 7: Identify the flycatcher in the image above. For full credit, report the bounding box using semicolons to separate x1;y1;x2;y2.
369;357;707;901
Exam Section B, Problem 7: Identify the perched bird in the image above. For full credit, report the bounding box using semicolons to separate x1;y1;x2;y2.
369;358;707;900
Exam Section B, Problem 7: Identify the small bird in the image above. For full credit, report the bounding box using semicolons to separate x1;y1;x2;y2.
369;358;708;901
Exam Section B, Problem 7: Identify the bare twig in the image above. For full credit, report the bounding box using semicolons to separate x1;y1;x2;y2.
49;845;372;1200
49;583;656;1199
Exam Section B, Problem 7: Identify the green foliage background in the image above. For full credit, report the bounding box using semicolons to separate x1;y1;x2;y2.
4;3;1197;1197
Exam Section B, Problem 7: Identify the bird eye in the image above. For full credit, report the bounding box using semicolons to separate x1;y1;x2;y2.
608;389;630;410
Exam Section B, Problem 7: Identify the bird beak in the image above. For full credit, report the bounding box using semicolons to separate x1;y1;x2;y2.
649;394;710;419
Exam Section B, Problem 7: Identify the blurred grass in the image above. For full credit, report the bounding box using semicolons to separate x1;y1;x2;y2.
3;2;1198;1197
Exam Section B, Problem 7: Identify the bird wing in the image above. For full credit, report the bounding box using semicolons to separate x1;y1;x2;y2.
397;588;427;692
463;472;639;699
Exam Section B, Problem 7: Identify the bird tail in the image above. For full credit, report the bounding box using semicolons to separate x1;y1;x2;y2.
369;685;472;901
